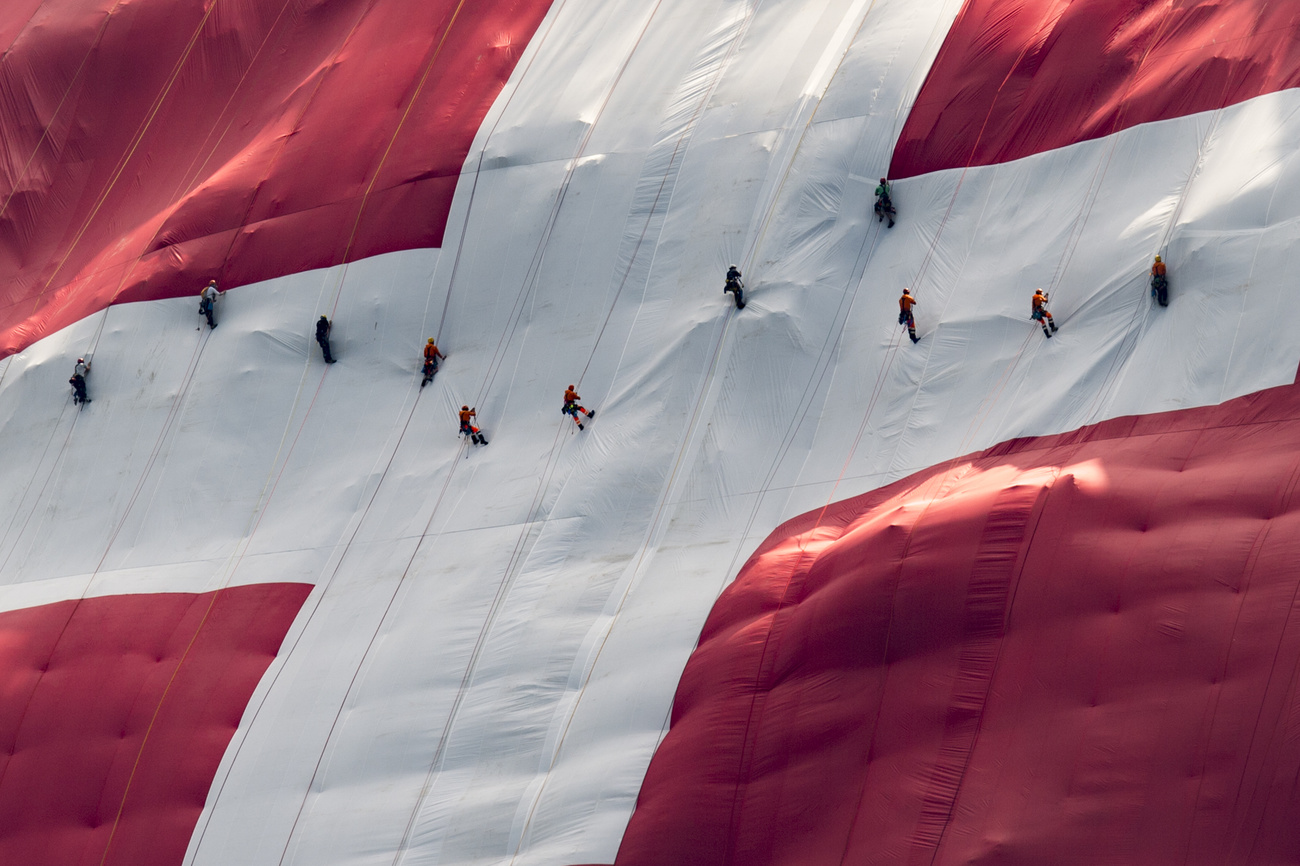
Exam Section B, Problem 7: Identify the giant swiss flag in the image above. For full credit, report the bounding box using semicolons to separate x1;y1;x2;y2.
2;0;1300;865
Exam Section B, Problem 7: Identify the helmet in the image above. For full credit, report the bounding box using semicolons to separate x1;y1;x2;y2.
880;177;887;183
428;338;435;344
1154;255;1162;262
462;405;469;411
208;279;217;286
76;358;84;364
320;315;328;320
901;288;909;295
729;264;737;269
568;384;574;390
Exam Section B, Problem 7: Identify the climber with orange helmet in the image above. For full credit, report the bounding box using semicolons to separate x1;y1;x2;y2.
562;385;595;430
421;338;445;387
1031;288;1057;338
1150;255;1168;306
898;288;918;343
459;406;487;446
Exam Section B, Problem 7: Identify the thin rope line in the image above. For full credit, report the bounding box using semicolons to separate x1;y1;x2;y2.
96;590;226;866
0;3;126;225
430;0;574;343
326;0;471;318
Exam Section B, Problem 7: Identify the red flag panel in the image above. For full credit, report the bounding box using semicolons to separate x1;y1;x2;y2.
0;0;554;356
0;584;311;866
891;0;1300;178
610;376;1300;865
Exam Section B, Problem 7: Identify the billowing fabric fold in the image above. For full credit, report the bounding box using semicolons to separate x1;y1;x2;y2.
0;0;554;356
892;0;1300;178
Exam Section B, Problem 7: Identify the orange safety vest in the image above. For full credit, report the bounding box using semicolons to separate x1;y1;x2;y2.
459;408;476;425
564;388;580;404
424;343;440;361
899;294;916;313
1032;292;1048;311
1151;261;1166;277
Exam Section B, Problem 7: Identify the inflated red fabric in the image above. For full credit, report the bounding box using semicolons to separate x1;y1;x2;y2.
0;0;554;356
891;0;1300;179
0;584;310;866
610;376;1300;865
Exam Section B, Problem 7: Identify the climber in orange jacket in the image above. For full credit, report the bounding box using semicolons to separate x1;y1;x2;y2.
562;385;595;430
1150;255;1168;306
898;289;918;343
421;338;445;387
458;406;487;445
1031;288;1057;338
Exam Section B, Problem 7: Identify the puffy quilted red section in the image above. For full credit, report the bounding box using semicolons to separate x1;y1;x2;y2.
613;376;1300;865
0;584;310;866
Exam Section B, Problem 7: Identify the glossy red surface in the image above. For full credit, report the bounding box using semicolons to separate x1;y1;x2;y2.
0;0;553;356
612;375;1300;865
0;584;310;866
892;0;1300;178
